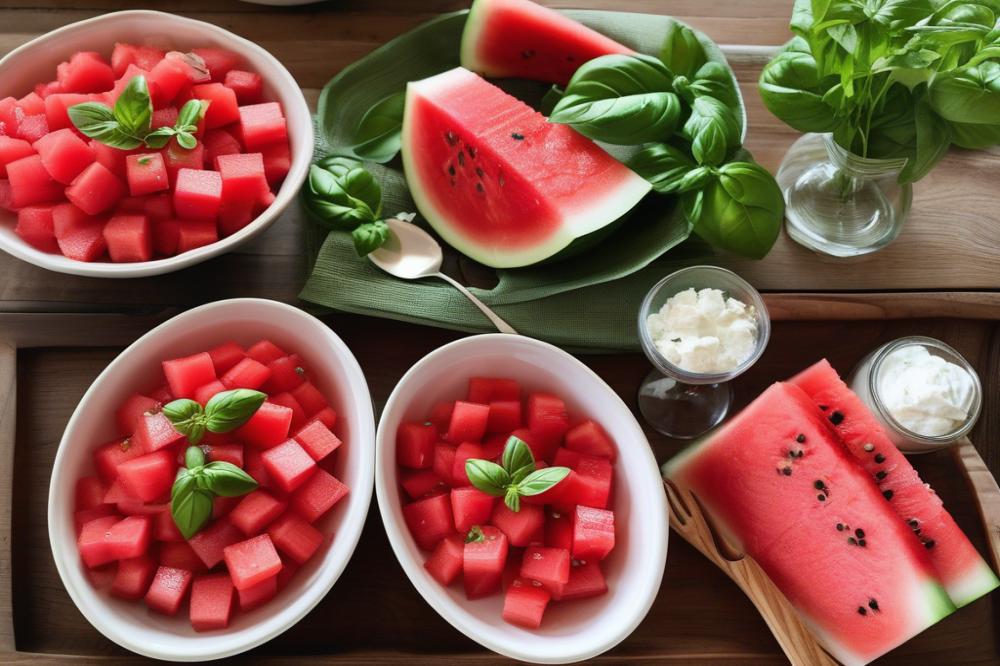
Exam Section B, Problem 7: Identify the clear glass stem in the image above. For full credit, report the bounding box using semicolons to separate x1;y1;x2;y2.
636;368;733;439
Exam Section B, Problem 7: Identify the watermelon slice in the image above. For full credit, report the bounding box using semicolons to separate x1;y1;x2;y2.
401;67;649;268
788;359;1000;608
664;382;956;666
461;0;634;86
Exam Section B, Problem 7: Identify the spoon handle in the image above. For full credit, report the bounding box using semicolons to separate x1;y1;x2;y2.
435;272;518;335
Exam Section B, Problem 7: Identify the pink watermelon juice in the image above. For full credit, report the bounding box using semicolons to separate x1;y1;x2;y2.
74;338;348;632
397;377;616;629
665;382;957;666
1;43;292;262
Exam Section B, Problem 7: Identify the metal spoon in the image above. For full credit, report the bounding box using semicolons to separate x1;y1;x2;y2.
368;218;518;335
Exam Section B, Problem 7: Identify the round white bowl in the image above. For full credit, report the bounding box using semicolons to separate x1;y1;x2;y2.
48;298;375;661
375;334;669;664
0;11;313;278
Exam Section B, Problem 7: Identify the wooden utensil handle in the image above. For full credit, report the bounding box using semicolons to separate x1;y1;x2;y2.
0;343;16;653
953;439;1000;571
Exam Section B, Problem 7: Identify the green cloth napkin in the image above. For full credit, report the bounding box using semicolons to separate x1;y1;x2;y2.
298;10;731;351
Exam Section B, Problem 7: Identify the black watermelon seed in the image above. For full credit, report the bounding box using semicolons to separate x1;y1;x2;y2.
876;471;887;481
875;454;885;464
445;131;458;145
858;606;867;616
869;599;879;611
855;528;865;538
883;490;894;500
908;519;919;528
847;537;857;545
836;523;845;531
782;467;792;476
795;450;804;458
457;152;465;166
796;434;806;443
447;164;455;176
925;540;936;549
467;146;477;158
475;182;484;193
511;133;525;140
858;539;867;547
817;494;826;502
819;404;829;411
830;411;845;425
914;528;922;535
814;480;825;490
475;167;485;178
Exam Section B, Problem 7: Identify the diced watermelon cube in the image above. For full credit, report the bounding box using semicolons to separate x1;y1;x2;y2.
261;439;316;493
208;340;245;373
428;402;454;434
162;141;205;184
78;515;120;567
230;490;287;535
558;560;607;600
66;162;127;215
107;515;153;560
572;505;615;561
448;401;490;443
188;518;243;569
487;401;522;434
0;97;23;136
189;573;235;631
0;136;36;177
545;510;574;551
260;141;290;186
480;433;507;461
502;579;551;628
468;377;521;403
7;154;62;207
246;339;286;364
432;444;456;483
0;180;13;211
565;420;616;460
289;381;327;416
267;512;324;565
463;525;508;599
152;218;179;256
115;393;160;436
173;168;222;221
238;102;287;150
15;114;49;143
292;420;341;462
74;506;117;535
111;555;157;600
202;128;242;166
310;407;338;431
58;51;115;93
555;453;612;509
401;469;447;500
223;534;283;591
154;509;185;542
262;354;303;393
159;541;206;573
151;106;178;130
14;205;58;252
33;128;95;185
116;450;175;502
175;219;218;253
491;502;544;548
236;401;293;448
213;495;239;520
403;493;455;550
75;475;108;511
147;57;195;106
204;441;243;467
397;422;436;469
162;351;216;399
194;379;226;405
33;81;61;99
191;83;240;129
142;192;173;220
450;486;495;533
451;441;484;486
111;43;165;77
216;151;266;207
424;534;464;586
132;411;184;453
238;574;277;611
527;393;570;452
192;48;243;82
145;566;193;615
291;468;348;523
43;92;92;131
125;153;169;196
102;214;153;262
221;356;271;390
269;392;307;431
93;437;144;482
57;217;107;262
520;545;570;597
87;140;131;179
224;69;263;104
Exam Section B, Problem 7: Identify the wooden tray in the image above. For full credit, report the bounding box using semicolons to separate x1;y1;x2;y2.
1;297;998;664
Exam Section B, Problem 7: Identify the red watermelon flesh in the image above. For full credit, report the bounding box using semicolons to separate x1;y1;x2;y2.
460;0;634;86
788;359;999;608
665;382;955;666
401;67;649;268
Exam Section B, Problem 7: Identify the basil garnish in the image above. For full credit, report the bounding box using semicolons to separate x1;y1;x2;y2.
465;437;570;512
162;388;266;445
171;445;258;539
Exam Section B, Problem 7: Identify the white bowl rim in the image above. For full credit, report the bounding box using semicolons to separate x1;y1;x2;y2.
374;333;669;664
0;10;313;278
47;298;375;661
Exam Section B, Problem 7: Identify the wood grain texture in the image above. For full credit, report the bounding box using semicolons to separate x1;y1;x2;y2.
955;441;1000;572
0;344;14;654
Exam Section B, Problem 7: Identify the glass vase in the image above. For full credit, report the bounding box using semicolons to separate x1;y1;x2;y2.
777;133;912;257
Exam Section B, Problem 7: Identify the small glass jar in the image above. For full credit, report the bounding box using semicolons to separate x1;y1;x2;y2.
848;336;982;453
637;265;770;439
777;133;912;257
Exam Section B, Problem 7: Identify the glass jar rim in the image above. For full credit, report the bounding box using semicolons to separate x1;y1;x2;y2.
822;133;909;176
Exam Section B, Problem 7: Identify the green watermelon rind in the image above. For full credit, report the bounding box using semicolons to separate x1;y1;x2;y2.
941;549;1000;608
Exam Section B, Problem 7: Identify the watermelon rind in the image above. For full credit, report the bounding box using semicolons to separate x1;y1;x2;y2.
949;559;1000;608
459;0;492;74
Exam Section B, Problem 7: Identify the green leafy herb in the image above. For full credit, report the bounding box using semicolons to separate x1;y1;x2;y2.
465;525;485;543
171;445;258;539
682;96;740;166
351;219;391;256
660;22;708;78
465;437;569;512
162;389;266;445
350;92;405;163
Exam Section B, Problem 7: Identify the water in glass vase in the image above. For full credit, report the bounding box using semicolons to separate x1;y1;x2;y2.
777;133;912;257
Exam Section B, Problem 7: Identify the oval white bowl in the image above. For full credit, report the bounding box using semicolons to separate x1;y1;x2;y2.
0;11;313;278
375;334;669;664
48;299;375;661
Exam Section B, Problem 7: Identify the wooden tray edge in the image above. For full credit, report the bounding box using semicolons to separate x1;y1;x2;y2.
0;342;15;654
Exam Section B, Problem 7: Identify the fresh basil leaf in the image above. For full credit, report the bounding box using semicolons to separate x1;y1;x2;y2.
899;94;952;183
465;525;485;543
501;437;535;475
68;102;144;150
466;459;510;496
628;143;697;194
540;85;565;116
177;99;209;129
948;118;1000;148
549;53;681;144
175;131;197;150
172;468;196;501
677;165;716;192
504;486;521;513
928;61;1000;125
351;219;390;256
144;127;176;149
185;445;206;469
351;91;405;163
304;161;383;230
660;21;707;78
67;102;115;127
683;96;740;165
202;461;259;497
113;76;153;136
171;485;214;540
517;466;571;496
162;398;207;444
688;61;740;108
204;389;267;433
759;48;841;133
509;463;535;485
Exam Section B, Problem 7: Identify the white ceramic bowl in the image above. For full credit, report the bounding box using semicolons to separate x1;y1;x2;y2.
48;299;375;661
375;334;669;664
0;11;313;277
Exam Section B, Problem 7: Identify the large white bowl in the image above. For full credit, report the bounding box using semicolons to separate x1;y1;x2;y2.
0;11;313;277
375;334;669;663
48;299;375;661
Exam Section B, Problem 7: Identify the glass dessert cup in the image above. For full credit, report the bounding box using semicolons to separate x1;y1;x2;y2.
848;336;982;454
637;265;770;439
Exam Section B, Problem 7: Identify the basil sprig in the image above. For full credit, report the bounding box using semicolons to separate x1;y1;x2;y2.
465;436;570;513
68;75;209;151
171;445;258;539
162;388;266;445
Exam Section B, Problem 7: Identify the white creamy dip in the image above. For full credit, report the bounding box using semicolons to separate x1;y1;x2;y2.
876;344;975;437
646;287;757;374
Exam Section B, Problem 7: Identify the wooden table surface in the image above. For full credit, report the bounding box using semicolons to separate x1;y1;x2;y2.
1;1;998;664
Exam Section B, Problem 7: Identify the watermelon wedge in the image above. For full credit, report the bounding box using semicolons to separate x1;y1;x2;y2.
664;383;955;666
788;359;1000;608
460;0;634;86
401;67;649;268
